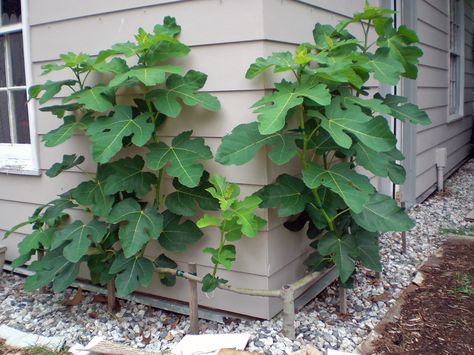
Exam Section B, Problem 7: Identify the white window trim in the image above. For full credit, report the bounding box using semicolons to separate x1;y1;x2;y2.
447;0;465;123
0;0;40;175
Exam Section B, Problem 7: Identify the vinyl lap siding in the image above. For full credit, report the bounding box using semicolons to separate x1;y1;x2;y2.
415;0;473;200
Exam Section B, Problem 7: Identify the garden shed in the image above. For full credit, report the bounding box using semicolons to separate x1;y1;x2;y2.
0;0;472;320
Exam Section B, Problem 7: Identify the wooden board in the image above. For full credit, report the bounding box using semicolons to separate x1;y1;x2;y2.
465;209;474;222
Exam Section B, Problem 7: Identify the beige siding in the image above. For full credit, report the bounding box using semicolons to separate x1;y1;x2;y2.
414;0;473;199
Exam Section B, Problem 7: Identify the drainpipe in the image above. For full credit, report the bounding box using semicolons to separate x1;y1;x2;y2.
435;147;447;191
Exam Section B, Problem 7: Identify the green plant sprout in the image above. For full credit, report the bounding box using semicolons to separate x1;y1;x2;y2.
197;174;266;292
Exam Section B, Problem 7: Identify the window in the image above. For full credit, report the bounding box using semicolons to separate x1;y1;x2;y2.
0;0;38;174
448;0;465;120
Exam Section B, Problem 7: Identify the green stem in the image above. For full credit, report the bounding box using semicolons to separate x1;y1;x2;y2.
331;208;350;223
154;169;163;209
212;228;226;277
311;189;335;231
299;106;309;168
361;19;372;53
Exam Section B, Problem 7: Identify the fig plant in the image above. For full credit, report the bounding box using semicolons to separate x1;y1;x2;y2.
216;3;431;284
6;18;222;297
196;174;267;292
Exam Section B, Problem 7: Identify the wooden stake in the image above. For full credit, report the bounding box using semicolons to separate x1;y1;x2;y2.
339;284;347;314
281;284;295;339
107;279;116;313
37;249;47;293
188;263;199;334
401;202;407;254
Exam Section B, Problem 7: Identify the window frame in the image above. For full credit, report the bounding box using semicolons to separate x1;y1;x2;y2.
0;0;39;175
447;0;465;122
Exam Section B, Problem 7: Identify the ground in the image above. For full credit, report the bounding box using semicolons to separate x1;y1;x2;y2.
372;236;474;355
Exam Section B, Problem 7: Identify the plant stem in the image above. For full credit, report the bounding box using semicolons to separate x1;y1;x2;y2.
331;208;350;222
311;189;335;231
362;19;372;53
154;169;163;209
211;228;226;277
298;103;335;232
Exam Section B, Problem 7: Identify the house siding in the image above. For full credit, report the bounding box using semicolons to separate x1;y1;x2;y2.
1;0;472;319
414;0;473;200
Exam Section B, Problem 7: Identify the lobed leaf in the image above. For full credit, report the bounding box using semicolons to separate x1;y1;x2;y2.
216;122;298;166
108;198;164;258
146;131;212;188
352;193;415;232
303;163;374;213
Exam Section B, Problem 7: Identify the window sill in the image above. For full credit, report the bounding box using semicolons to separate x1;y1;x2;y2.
447;112;465;123
0;166;41;176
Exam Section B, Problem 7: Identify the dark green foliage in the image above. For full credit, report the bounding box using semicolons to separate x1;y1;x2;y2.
7;17;220;297
217;3;430;282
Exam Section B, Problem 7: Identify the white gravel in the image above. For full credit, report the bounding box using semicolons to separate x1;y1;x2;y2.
1;159;473;354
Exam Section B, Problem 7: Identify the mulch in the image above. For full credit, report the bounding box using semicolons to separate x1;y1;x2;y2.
371;236;474;355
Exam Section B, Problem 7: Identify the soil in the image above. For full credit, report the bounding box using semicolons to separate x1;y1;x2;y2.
372;236;474;355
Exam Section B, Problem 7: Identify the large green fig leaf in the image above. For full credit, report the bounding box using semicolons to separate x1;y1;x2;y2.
146;131;212;188
318;98;396;152
158;210;203;252
147;70;220;118
103;156;157;198
108;198;163;258
375;17;422;79
252;80;330;134
257;174;312;217
87;105;154;163
246;52;295;79
341;95;390;114
303;163;374;213
46;154;85;177
367;47;404;85
351;193;415;232
352;230;381;271
72;167;114;217
28;79;77;104
109;65;182;87
51;219;107;262
379;94;431;125
165;174;219;216
66;85;114;112
109;253;154;297
18;229;53;256
318;232;356;283
42;115;90;147
216;122;298;166
353;143;406;184
24;248;80;292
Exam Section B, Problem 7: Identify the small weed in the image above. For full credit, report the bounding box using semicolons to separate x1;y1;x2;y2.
0;341;68;355
440;226;474;236
449;272;474;296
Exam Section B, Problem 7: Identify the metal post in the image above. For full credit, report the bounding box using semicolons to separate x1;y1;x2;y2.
281;284;295;339
188;263;199;334
339;285;347;314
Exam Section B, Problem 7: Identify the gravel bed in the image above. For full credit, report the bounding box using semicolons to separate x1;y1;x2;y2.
1;159;473;354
